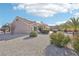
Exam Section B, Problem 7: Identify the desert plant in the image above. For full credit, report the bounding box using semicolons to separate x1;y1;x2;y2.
50;32;70;47
29;31;37;37
73;39;79;55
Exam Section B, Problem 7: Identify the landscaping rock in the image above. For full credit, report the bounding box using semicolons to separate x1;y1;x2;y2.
45;45;77;56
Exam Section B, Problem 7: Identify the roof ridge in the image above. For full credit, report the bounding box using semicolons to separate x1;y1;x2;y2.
15;16;48;26
16;16;35;23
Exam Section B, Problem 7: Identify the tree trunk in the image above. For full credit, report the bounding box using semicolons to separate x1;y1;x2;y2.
73;29;78;39
73;31;75;37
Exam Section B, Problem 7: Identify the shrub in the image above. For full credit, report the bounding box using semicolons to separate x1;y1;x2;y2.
30;31;37;37
50;32;70;47
73;39;79;54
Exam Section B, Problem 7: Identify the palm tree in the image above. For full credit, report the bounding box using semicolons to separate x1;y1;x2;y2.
67;17;79;37
59;23;69;32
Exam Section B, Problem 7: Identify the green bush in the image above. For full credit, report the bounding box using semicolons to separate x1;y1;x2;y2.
73;39;79;54
30;31;37;37
50;32;70;47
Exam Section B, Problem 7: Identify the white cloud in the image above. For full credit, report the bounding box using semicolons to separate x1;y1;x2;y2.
13;3;79;17
74;13;79;17
48;20;67;26
13;4;25;10
55;20;67;25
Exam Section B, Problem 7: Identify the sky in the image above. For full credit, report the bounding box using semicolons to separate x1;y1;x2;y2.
0;3;79;27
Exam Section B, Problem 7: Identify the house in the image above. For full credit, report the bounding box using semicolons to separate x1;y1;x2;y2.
10;16;49;34
49;25;60;31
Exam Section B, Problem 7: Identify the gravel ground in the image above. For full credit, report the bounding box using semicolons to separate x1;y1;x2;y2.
0;34;50;56
0;33;77;56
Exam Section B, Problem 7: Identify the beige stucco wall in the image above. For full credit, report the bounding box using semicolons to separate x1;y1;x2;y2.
11;18;33;34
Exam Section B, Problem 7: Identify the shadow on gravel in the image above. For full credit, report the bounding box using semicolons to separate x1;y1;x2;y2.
23;36;37;40
45;44;77;56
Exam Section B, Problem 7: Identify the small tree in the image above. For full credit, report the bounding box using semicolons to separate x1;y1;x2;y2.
1;28;6;34
33;26;37;31
1;24;10;34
